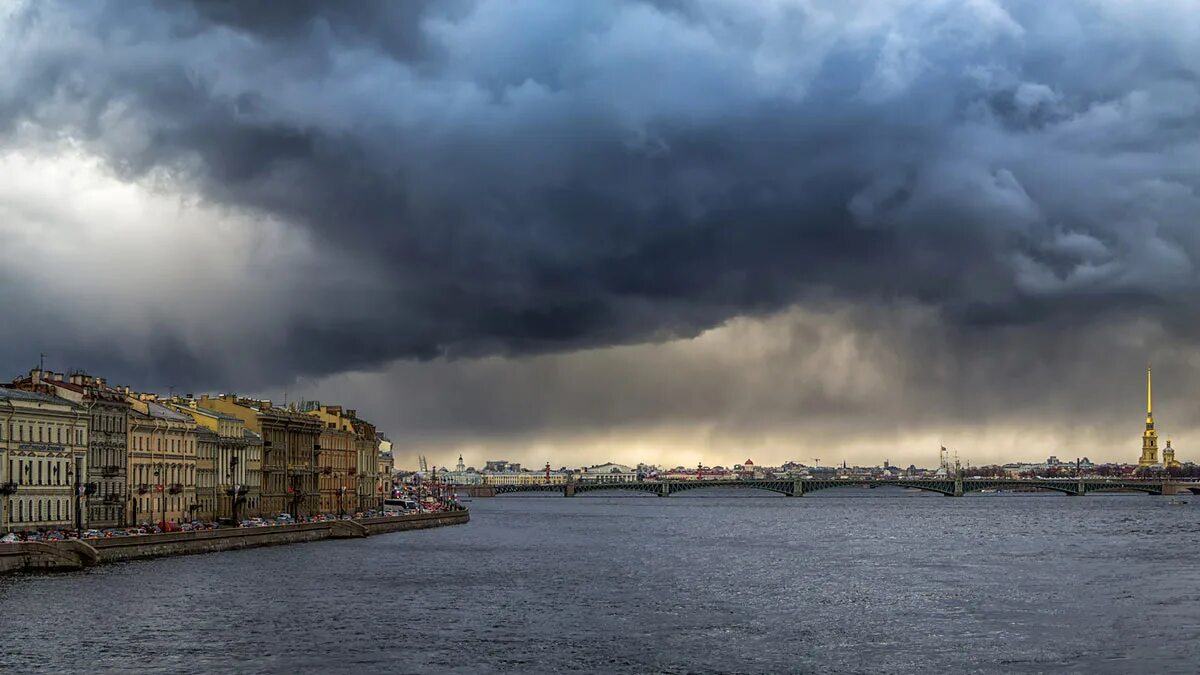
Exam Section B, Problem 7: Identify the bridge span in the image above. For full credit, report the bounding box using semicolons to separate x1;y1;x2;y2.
464;478;1200;498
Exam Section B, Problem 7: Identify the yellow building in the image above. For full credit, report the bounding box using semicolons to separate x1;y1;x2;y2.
299;402;358;516
0;387;90;534
1163;439;1179;468
1138;366;1159;468
198;395;320;518
168;399;263;521
127;397;198;526
350;415;381;512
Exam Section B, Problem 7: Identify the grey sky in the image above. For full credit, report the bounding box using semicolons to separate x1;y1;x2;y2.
1;1;1198;466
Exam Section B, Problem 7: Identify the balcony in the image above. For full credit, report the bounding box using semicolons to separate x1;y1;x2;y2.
167;483;184;495
0;481;16;495
99;465;120;478
102;493;122;505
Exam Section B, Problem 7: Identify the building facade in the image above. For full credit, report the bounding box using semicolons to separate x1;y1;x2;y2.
10;369;131;527
127;398;198;526
199;396;320;518
350;415;381;512
0;387;90;534
192;427;218;521
300;402;358;516
169;400;262;521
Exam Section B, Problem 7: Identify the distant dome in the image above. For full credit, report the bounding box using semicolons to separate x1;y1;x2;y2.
744;459;754;465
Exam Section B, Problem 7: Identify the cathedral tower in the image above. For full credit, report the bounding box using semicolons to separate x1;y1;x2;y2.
1138;366;1158;467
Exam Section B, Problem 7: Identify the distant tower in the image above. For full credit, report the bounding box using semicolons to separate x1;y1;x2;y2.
1163;439;1177;467
1138;366;1159;467
456;454;465;473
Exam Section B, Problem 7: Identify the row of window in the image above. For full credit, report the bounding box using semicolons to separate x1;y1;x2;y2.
131;463;196;487
6;458;78;486
8;498;71;523
132;434;195;454
93;412;127;434
2;422;84;446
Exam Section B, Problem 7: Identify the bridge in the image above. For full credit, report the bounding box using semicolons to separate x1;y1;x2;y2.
474;477;1200;498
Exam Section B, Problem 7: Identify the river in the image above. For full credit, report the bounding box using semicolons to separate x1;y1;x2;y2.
1;490;1198;673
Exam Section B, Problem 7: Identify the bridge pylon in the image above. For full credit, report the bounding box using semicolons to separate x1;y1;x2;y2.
564;483;575;497
658;482;669;497
789;479;803;497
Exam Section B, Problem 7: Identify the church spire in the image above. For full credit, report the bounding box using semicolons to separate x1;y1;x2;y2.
1147;365;1153;415
1139;364;1159;467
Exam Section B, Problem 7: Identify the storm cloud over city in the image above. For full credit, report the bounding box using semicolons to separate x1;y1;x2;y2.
2;0;1200;466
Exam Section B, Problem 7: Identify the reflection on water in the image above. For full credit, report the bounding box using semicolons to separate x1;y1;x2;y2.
1;493;1197;674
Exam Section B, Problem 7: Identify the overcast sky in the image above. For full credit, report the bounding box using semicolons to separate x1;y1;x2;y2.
3;0;1200;469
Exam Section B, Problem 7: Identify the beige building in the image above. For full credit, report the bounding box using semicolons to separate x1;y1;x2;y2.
168;400;262;521
0;387;90;534
300;402;358;516
127;397;198;526
198;396;320;518
10;369;132;528
192;427;218;521
351;415;381;511
481;470;569;486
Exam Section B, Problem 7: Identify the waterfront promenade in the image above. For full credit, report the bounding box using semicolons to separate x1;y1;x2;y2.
0;509;468;575
467;477;1200;498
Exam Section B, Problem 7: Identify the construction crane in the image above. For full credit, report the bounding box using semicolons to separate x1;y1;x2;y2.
418;455;428;474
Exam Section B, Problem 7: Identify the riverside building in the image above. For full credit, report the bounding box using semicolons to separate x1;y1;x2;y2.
351;415;381;511
127;397;199;525
199;396;321;518
168;399;262;521
300;402;359;515
0;387;90;534
10;369;131;527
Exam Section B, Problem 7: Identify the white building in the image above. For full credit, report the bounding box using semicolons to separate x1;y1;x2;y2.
0;387;90;533
577;463;638;483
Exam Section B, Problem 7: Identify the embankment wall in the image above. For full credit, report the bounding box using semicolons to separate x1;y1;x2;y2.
0;509;468;575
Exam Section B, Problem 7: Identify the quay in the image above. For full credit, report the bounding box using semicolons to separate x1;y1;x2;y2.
0;509;468;575
460;478;1200;498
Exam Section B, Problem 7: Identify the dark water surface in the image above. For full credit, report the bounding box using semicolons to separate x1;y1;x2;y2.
2;491;1198;674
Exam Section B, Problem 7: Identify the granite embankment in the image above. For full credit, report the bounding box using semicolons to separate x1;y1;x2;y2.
0;509;469;574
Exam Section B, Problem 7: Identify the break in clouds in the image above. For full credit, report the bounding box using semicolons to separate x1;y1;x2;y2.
2;0;1200;464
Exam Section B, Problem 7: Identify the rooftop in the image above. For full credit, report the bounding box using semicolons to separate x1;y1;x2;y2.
0;386;79;408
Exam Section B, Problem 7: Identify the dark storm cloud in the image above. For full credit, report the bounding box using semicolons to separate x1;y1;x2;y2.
2;0;1200;390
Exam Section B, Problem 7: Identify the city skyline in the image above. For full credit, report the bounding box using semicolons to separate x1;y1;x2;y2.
4;2;1200;468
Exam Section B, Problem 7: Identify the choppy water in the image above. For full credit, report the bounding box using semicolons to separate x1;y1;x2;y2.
1;490;1198;674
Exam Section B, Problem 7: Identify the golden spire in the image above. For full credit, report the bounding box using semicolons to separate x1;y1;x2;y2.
1147;365;1153;415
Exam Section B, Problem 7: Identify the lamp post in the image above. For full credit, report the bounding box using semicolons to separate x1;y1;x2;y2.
337;486;346;519
67;464;82;538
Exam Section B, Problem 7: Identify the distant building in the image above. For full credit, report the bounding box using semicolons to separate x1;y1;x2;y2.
578;463;637;483
1163;440;1179;468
